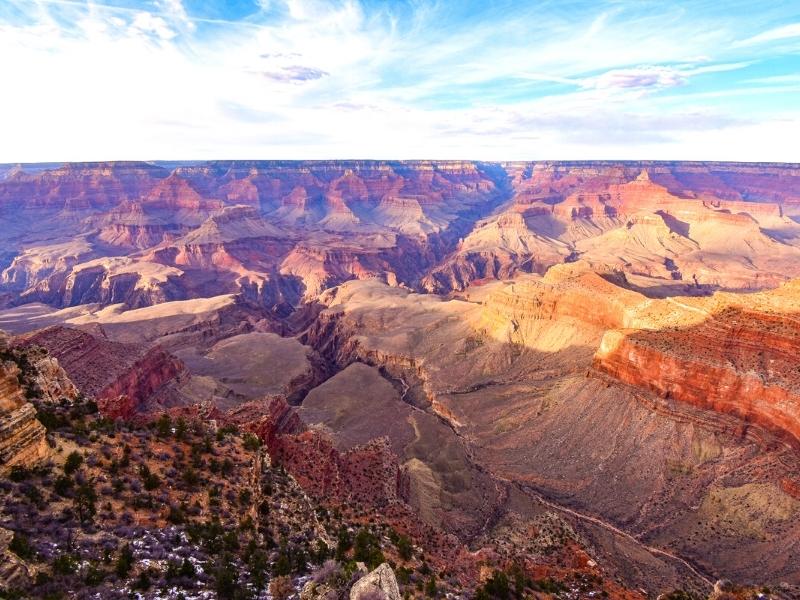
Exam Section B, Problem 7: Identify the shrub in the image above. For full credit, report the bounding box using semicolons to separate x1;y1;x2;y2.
273;544;292;577
425;574;437;598
84;563;105;586
353;528;384;569
73;482;97;524
179;558;196;579
21;483;43;506
133;569;151;591
36;407;67;431
248;548;269;590
175;418;188;440
9;532;34;560
395;534;413;561
52;552;78;575
138;465;161;491
314;539;330;563
213;553;241;599
155;414;172;438
53;475;73;496
223;530;240;552
8;465;30;482
532;578;566;594
269;575;294;600
64;451;83;475
475;571;510;600
335;527;352;561
312;559;340;585
182;467;200;489
115;544;134;578
243;433;261;451
167;504;186;525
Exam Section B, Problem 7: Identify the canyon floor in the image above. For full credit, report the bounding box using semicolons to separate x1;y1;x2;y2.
1;160;799;599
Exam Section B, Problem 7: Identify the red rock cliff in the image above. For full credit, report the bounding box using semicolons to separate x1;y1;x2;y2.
594;307;800;446
16;326;186;419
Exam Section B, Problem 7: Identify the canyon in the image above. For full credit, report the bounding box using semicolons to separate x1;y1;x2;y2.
1;160;800;598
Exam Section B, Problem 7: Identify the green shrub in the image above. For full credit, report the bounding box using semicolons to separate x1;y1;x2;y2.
8;465;30;482
353;528;384;569
52;553;78;575
73;482;97;524
155;414;172;438
9;532;34;560
243;433;261;451
475;571;510;600
138;465;161;491
53;475;73;496
395;534;413;561
115;544;134;578
84;563;105;586
64;451;83;475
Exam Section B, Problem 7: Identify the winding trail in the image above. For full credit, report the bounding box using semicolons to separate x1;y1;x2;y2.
665;297;710;317
517;482;714;587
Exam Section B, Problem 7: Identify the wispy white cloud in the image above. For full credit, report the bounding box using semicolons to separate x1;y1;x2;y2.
129;11;177;40
583;66;687;90
261;65;329;82
735;22;800;46
0;0;797;161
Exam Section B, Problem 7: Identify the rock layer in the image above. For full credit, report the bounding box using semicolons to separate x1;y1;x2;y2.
0;357;49;473
16;326;186;418
595;306;800;447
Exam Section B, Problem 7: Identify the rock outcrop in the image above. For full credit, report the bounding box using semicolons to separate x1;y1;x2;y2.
242;396;409;507
594;305;800;447
26;352;80;403
0;527;35;591
349;563;402;600
0;353;49;473
16;326;186;419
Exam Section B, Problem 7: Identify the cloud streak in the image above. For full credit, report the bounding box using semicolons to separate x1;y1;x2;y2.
261;65;329;82
735;22;800;46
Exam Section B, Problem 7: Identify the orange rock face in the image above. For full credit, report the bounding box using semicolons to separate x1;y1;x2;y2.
595;306;800;447
471;267;800;447
0;359;50;473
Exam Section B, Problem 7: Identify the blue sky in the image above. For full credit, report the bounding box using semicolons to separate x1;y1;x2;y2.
1;0;799;161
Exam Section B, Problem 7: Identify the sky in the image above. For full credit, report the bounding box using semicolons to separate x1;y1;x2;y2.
1;0;799;162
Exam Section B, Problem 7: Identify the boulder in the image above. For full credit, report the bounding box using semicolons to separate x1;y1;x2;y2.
0;527;34;591
349;563;401;600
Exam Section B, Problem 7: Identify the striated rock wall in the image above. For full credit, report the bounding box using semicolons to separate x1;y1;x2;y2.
594;308;800;447
465;267;647;352
16;326;186;419
464;268;800;446
30;356;80;403
0;360;49;473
